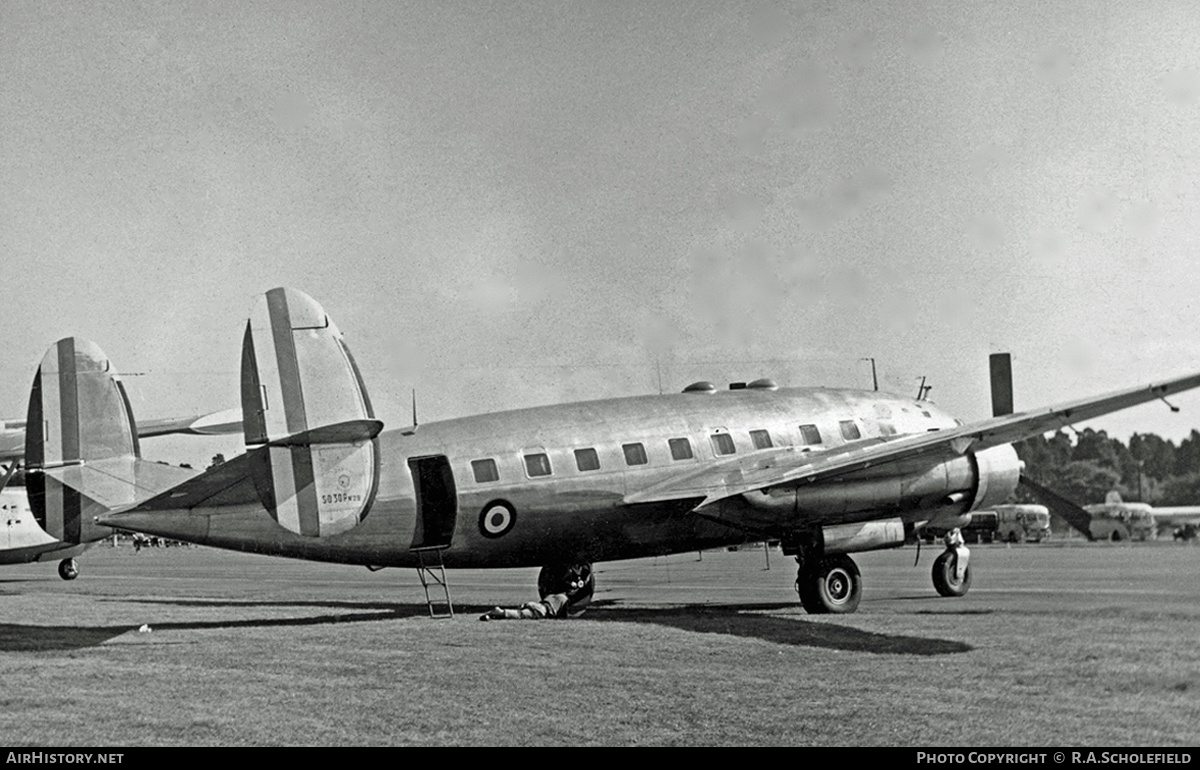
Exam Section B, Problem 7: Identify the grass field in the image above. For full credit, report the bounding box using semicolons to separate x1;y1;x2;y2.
1;542;1197;746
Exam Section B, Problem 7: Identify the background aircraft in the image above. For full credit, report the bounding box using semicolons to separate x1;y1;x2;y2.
34;288;1200;614
1082;491;1200;542
0;339;237;579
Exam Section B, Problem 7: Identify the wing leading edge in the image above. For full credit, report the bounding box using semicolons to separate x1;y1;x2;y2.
624;370;1200;509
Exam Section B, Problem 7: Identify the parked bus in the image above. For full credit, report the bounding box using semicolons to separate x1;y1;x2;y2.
994;504;1052;543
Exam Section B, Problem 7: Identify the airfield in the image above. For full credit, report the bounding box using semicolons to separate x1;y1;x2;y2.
1;541;1197;747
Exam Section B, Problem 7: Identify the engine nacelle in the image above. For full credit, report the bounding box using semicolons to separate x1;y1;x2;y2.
969;444;1022;513
746;443;1023;523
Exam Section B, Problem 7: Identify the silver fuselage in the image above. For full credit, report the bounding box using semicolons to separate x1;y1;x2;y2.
124;386;999;569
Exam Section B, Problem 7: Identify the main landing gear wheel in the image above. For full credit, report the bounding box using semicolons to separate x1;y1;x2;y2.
58;558;79;581
796;554;861;614
537;563;595;617
932;550;971;597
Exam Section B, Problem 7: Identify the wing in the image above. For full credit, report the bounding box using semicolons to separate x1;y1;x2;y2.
0;428;23;464
1148;507;1200;527
625;370;1200;509
134;408;244;438
0;409;242;465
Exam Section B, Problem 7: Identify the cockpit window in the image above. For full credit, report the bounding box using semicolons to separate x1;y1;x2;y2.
839;420;861;440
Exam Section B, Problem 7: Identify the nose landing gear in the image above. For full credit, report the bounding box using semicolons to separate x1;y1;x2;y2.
932;529;971;598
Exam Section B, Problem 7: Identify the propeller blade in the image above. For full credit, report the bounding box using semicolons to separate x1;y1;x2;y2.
1018;474;1095;540
990;353;1014;417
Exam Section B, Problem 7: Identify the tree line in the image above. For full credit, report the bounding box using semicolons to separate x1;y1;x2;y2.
1013;428;1200;506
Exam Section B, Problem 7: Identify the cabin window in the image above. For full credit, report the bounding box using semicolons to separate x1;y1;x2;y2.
471;459;499;483
839;420;861;440
574;448;600;472
799;424;822;445
524;453;552;478
622;443;648;466
750;429;773;449
710;433;736;456
668;437;693;461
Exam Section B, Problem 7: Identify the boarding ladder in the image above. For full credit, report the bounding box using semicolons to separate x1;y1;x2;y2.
414;547;454;618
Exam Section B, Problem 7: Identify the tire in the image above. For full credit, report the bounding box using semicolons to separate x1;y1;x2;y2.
796;554;861;614
58;558;79;581
932;550;971;597
537;564;594;617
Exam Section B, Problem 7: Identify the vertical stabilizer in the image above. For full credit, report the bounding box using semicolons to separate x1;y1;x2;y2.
24;338;139;544
241;288;380;538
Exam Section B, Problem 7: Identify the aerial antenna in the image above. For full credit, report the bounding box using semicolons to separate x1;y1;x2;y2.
915;376;932;401
861;358;878;391
401;388;419;436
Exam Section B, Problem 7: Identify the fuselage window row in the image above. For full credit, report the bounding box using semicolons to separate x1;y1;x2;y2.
470;418;870;484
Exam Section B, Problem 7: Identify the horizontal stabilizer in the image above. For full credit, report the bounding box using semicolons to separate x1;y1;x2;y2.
262;419;383;447
41;458;197;511
105;451;260;514
135;408;244;438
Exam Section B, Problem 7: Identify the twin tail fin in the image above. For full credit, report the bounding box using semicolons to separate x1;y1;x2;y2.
240;288;382;538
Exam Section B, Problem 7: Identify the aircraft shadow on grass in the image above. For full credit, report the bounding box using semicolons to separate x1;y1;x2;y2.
585;601;973;655
0;599;430;652
0;599;971;655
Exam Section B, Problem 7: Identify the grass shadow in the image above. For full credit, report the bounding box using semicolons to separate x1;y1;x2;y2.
586;603;973;655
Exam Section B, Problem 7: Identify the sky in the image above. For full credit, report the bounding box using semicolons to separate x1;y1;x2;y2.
3;1;1200;467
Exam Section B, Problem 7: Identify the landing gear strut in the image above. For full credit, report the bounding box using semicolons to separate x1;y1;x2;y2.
58;558;79;581
795;553;861;614
536;563;595;617
932;529;971;597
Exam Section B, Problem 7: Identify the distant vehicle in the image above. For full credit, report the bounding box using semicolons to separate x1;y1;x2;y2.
994;504;1051;543
1084;494;1157;542
920;511;997;544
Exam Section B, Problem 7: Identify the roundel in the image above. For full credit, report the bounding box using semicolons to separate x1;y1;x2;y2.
479;500;517;538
